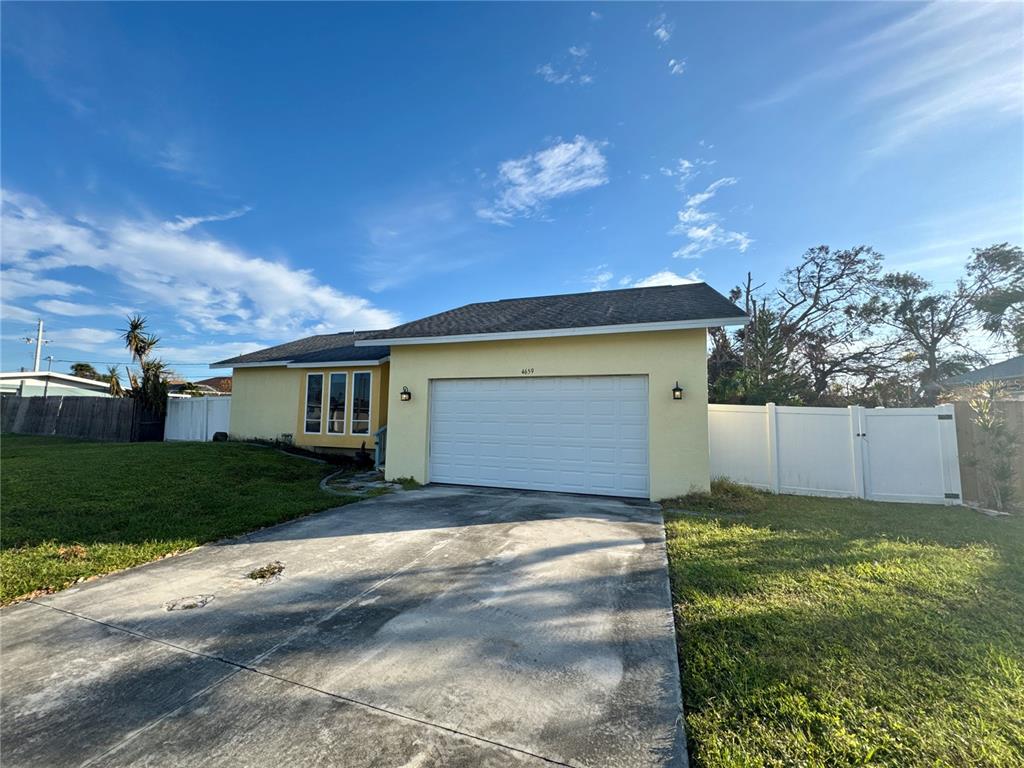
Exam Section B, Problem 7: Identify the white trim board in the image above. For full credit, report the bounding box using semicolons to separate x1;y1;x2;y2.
303;371;325;435
211;361;284;370
214;357;387;370
349;369;373;436
286;358;387;369
354;317;747;347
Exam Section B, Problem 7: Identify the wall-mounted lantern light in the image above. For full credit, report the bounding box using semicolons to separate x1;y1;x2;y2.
671;381;684;400
400;386;412;402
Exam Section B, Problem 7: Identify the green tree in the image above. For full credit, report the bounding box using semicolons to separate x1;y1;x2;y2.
968;243;1024;354
964;382;1019;511
865;273;984;405
70;362;101;380
120;314;159;366
107;366;125;398
117;314;168;415
710;246;902;405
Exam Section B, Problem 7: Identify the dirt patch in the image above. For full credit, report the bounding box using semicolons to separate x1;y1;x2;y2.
247;561;285;580
56;545;88;561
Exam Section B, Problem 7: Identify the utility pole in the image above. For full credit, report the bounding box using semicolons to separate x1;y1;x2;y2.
24;319;49;372
43;356;54;398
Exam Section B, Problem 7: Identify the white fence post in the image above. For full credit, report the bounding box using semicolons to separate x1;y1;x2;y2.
848;405;866;498
936;403;963;506
766;403;781;493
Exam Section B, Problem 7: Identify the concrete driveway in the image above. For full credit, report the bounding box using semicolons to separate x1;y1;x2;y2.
1;486;686;767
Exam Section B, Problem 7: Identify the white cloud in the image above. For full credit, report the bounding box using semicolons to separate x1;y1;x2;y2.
583;264;614;291
477;136;609;224
165;207;251;233
53;327;121;351
536;46;594;86
683;176;737;208
673;225;752;259
0;304;39;324
629;269;703;287
670;177;752;259
34;299;130;317
590;11;602;21
536;64;571;85
751;2;1023;154
651;14;674;44
657;158;706;189
1;269;89;301
669;59;686;76
0;189;400;340
589;267;703;291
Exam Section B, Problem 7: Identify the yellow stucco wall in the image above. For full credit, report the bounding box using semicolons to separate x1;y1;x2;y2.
229;366;302;441
292;362;389;449
383;329;709;500
229;362;389;449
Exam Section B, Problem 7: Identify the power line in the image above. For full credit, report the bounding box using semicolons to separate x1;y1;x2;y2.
53;358;221;367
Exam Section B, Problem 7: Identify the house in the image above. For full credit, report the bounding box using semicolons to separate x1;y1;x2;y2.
941;355;1024;400
212;283;746;500
167;378;231;397
212;331;390;453
195;375;232;393
0;371;111;398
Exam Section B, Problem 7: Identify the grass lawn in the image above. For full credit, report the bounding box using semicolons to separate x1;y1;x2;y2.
664;481;1024;768
1;435;348;604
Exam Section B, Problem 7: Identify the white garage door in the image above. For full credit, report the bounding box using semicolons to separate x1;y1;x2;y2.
429;376;649;498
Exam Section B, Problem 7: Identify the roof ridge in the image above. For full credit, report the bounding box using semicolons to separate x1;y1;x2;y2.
432;282;710;314
493;282;708;304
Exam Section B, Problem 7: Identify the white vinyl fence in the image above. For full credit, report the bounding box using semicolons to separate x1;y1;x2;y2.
708;403;963;505
165;396;231;442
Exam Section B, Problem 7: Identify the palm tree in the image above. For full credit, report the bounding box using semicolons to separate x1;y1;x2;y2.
120;314;159;366
119;314;167;414
107;365;125;397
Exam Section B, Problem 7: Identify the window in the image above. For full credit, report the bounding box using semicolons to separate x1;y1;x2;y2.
304;373;324;433
351;371;371;435
327;372;347;434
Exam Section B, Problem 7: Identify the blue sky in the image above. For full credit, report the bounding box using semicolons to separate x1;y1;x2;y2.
2;2;1021;376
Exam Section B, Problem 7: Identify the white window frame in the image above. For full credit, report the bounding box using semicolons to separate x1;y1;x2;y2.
304;372;325;434
326;371;348;435
350;370;373;436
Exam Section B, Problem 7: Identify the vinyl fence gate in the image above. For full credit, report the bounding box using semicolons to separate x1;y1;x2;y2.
164;396;231;442
708;403;963;505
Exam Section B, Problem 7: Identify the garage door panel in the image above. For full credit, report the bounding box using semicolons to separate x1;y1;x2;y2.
620;447;647;464
621;401;647;419
429;376;649;498
619;423;647;440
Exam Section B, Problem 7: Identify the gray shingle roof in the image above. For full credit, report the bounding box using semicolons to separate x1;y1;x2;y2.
360;283;746;342
212;332;389;367
943;355;1024;386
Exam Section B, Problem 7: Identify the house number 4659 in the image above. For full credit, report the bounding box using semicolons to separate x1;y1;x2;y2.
521;368;535;375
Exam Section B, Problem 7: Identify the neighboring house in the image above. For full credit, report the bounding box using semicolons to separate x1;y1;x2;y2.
196;375;232;393
0;371;111;398
167;379;230;397
941;355;1024;400
212;283;746;500
212;332;390;453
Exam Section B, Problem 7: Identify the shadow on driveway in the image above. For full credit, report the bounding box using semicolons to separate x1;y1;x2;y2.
2;486;686;768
